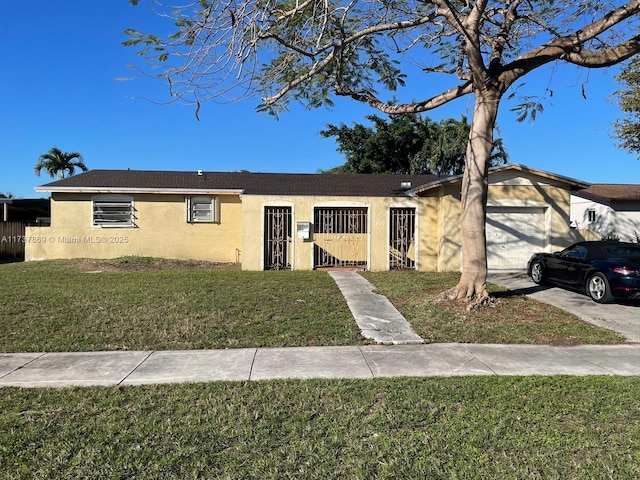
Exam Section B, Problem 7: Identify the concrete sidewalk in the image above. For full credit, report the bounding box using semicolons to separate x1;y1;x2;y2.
2;343;640;388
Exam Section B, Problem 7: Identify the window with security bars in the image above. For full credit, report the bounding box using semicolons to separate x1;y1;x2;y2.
92;197;135;227
188;196;218;223
314;207;368;234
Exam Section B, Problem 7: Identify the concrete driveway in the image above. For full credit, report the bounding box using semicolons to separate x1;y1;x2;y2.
489;271;640;342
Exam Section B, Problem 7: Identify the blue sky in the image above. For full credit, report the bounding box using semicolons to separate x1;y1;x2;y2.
2;1;639;199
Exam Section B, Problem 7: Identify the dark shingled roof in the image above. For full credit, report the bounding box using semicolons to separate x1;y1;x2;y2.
576;184;640;203
37;169;440;197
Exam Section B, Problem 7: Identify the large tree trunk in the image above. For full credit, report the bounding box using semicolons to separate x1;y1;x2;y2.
450;89;500;304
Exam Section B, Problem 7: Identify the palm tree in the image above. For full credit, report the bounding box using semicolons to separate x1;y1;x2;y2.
34;147;88;179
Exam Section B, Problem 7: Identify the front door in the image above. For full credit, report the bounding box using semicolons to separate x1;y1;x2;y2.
264;207;292;270
389;207;416;269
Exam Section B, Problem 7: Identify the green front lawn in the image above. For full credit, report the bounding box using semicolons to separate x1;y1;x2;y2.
0;258;623;353
0;259;360;352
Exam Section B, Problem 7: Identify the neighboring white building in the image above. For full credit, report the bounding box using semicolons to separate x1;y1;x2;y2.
571;185;640;243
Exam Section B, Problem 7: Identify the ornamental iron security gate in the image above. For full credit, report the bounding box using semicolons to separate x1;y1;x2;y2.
389;207;416;270
313;207;368;269
264;207;292;270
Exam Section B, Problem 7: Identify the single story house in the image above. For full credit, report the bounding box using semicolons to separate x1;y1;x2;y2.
26;164;589;271
571;184;640;243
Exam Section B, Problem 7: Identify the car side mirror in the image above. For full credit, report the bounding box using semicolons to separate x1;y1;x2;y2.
553;251;561;257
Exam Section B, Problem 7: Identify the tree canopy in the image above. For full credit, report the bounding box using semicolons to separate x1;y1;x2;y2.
125;1;640;114
321;114;507;176
34;147;88;179
613;58;640;157
125;0;640;304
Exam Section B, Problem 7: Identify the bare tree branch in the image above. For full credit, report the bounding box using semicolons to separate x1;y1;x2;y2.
499;0;640;88
335;80;474;114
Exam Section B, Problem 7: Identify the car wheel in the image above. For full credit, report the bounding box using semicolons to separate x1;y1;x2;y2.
587;273;614;303
530;261;545;285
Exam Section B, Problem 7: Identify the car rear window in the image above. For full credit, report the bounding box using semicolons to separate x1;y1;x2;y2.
605;245;640;259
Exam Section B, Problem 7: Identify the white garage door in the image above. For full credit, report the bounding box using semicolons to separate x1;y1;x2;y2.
486;207;546;269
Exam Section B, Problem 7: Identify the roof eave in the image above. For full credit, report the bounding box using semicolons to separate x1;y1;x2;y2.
500;164;590;190
572;191;613;204
411;164;590;195
35;186;245;195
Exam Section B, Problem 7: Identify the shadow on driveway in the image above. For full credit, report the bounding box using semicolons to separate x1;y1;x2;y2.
489;271;640;342
492;284;553;298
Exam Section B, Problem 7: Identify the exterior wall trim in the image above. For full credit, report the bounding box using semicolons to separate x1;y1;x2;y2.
486;199;549;208
312;200;369;208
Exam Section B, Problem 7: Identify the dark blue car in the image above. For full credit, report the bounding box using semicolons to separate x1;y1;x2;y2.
527;241;640;303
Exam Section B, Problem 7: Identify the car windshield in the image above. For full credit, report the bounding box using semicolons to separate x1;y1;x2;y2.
605;245;640;260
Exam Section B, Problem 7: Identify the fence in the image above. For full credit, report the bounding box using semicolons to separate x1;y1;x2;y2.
0;222;27;258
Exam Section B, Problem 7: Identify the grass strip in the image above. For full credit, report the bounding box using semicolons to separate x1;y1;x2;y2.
1;376;639;479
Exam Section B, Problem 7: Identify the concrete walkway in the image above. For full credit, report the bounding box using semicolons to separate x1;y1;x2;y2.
329;271;424;344
1;271;639;388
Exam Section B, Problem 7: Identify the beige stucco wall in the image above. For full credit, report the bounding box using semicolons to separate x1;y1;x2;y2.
568;228;601;243
438;187;462;272
25;193;242;263
240;194;438;272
